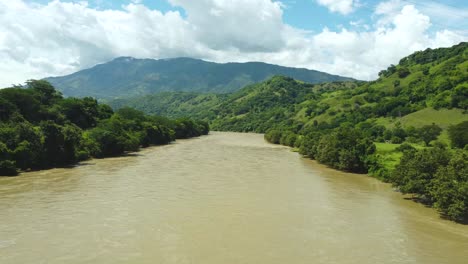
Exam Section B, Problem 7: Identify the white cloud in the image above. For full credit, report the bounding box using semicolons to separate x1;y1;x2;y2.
316;0;357;15
308;4;464;80
168;0;286;52
375;0;468;33
0;0;466;88
375;0;401;15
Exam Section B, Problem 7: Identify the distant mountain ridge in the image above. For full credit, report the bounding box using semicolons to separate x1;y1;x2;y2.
45;57;354;99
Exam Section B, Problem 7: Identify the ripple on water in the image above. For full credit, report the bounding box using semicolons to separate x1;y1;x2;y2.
0;132;467;264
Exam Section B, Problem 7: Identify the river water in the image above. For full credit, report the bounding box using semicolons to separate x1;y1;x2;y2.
0;132;467;264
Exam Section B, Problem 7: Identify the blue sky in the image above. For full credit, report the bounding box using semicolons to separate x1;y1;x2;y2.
28;0;468;33
1;0;466;86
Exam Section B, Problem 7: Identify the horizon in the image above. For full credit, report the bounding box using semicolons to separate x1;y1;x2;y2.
45;55;357;79
0;0;467;87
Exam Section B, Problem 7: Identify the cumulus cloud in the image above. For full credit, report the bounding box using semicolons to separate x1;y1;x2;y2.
316;0;358;15
168;0;286;52
0;0;466;87
375;0;468;33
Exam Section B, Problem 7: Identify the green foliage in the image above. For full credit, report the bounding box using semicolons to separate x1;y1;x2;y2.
315;127;376;173
448;121;468;149
0;81;209;176
392;145;450;200
109;92;225;120
0;142;18;176
451;84;468;109
27;79;62;105
265;130;283;144
298;132;322;159
397;67;410;78
431;150;468;221
0;87;42;122
60;97;101;129
407;123;443;146
0;160;18;176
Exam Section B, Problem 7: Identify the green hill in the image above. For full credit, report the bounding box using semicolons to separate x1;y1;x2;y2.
109;92;226;120
46;57;353;99
112;43;467;135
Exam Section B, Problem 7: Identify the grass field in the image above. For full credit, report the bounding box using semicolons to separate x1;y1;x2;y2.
374;108;467;130
395;108;468;129
375;142;426;170
375;142;403;170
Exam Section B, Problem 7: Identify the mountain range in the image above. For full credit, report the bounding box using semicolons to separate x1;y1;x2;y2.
46;57;353;99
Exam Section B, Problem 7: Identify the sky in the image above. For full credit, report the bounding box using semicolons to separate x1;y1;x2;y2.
0;0;466;87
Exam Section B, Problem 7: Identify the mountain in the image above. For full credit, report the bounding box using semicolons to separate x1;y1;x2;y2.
45;57;354;99
110;42;467;133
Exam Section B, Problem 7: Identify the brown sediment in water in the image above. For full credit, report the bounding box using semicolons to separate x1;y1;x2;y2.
0;132;467;263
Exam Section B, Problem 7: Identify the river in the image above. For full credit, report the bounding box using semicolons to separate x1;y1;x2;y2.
0;132;467;264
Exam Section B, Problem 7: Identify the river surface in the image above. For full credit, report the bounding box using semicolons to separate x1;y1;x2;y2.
0;132;467;264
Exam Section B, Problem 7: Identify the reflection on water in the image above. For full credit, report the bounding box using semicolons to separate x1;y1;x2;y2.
0;132;467;264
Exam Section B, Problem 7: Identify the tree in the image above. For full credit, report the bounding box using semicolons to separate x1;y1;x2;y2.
60;97;100;129
97;104;114;120
431;150;468;221
0;97;18;121
417;123;442;146
12;122;44;170
27;79;62;105
0;88;41;122
448;121;468;149
392;146;451;201
299;131;323;159
315;127;376;173
0;142;18;176
451;84;468;109
40;121;83;166
265;130;283;144
397;67;410;78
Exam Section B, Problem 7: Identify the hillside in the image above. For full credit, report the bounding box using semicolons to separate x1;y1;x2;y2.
111;43;467;134
46;57;353;99
208;42;468;132
109;92;226;120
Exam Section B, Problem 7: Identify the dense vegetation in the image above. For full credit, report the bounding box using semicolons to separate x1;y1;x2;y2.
0;80;209;176
47;57;353;99
109;92;226;120
110;42;468;222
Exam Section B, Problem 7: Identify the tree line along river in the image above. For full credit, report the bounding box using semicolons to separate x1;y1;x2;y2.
0;132;467;264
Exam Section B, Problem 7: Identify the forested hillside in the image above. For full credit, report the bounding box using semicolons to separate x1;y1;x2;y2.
46;57;353;99
0;80;209;176
109;92;226;120
111;42;468;221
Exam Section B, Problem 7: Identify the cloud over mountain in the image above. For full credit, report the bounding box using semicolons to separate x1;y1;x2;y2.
0;0;465;87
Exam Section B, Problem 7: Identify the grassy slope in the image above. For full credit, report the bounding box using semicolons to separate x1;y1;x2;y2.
375;143;426;170
397;108;468;128
108;92;226;120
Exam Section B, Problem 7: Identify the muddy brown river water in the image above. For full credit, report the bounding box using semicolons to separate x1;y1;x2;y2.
1;132;467;264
